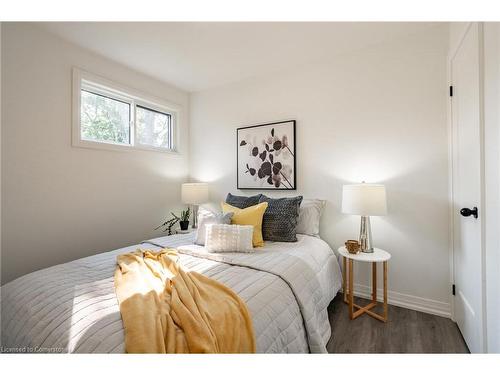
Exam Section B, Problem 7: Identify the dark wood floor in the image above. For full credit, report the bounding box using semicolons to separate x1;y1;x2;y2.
327;294;469;353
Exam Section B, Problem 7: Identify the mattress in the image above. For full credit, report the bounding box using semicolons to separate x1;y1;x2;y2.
1;233;342;353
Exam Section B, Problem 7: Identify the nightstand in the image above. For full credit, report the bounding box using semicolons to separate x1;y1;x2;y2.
175;228;195;235
338;246;391;322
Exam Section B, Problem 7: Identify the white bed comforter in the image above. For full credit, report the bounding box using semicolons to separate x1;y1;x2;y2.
1;234;342;353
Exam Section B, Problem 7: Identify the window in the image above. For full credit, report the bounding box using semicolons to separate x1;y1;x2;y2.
80;90;131;145
73;69;178;153
136;105;172;149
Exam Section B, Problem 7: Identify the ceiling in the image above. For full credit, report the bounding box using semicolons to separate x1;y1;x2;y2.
38;22;442;92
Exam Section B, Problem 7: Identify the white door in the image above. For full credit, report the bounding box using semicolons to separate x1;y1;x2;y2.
450;23;484;353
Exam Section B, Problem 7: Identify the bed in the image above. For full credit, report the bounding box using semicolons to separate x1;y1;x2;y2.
1;233;342;353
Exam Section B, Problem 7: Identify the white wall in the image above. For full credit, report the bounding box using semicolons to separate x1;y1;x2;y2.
483;22;500;354
1;23;190;284
190;26;451;316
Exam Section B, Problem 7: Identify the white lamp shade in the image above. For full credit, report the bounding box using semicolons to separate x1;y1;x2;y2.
342;184;387;216
181;183;209;205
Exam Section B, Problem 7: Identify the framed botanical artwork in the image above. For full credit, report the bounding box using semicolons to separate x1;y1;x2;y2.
237;120;296;190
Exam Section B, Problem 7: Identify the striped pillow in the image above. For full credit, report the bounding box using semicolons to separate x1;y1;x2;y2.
205;224;254;253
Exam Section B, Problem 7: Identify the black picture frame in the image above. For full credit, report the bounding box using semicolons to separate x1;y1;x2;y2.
236;120;296;190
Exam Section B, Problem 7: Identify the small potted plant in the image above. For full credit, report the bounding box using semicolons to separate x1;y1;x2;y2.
178;207;191;231
155;207;191;235
155;214;179;235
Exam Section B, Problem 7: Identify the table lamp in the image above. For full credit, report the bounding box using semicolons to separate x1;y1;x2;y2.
342;183;387;253
181;182;209;228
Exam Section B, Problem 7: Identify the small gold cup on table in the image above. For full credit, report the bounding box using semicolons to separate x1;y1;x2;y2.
345;240;360;254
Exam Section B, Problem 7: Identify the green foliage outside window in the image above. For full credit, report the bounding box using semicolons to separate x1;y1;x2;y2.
80;90;130;144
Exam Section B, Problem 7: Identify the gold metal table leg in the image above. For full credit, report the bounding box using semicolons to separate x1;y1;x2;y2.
348;258;354;319
343;256;347;303
383;261;388;322
372;262;377;305
345;260;388;323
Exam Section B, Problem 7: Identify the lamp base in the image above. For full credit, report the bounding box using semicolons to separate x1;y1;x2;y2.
359;216;374;253
191;205;199;229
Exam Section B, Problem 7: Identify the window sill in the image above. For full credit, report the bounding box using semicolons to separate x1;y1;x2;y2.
72;138;181;156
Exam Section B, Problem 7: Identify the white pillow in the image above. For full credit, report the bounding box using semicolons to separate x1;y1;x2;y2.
296;199;326;237
205;224;254;253
195;207;233;245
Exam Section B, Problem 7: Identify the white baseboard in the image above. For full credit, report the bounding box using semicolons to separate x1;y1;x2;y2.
350;283;451;318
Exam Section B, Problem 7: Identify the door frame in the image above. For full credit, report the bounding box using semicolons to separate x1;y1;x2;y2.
447;21;487;352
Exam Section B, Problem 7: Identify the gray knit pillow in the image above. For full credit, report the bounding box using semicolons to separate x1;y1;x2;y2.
258;195;303;242
225;193;262;209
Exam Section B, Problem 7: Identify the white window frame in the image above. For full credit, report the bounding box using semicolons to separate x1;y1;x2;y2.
72;68;180;154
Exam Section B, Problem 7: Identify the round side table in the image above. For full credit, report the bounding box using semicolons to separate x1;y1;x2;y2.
175;228;195;235
338;246;391;322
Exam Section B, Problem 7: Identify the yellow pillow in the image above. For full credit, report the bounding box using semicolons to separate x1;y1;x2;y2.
221;202;268;247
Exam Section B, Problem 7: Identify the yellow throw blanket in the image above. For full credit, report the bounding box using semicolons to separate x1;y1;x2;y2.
114;249;256;353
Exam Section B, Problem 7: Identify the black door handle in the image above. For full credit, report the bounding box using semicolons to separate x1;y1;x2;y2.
460;207;478;219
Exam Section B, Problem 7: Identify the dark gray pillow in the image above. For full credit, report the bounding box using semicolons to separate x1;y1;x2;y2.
225;193;263;209
258;195;303;242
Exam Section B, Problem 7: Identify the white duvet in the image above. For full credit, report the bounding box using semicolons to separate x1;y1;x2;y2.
1;233;342;353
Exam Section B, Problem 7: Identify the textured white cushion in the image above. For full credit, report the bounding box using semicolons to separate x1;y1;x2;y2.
205;224;254;253
296;199;326;237
195;207;233;245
